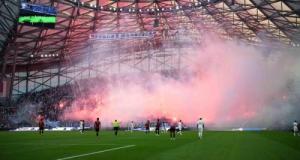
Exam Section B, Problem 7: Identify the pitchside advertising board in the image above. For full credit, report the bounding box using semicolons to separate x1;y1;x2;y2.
19;2;57;28
89;32;156;41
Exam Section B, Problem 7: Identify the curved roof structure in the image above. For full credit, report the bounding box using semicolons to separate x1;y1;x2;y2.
0;0;19;56
1;0;300;72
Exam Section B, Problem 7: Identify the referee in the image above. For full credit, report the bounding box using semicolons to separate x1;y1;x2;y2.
112;120;121;136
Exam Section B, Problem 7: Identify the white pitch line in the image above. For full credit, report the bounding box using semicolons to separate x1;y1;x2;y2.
4;143;118;146
56;145;136;160
57;144;118;146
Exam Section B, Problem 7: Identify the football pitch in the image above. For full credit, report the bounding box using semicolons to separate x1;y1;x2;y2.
0;130;300;160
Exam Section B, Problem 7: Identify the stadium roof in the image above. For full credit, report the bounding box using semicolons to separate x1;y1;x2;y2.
1;0;300;72
0;0;19;56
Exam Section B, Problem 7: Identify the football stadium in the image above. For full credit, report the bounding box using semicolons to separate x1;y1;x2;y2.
1;0;300;159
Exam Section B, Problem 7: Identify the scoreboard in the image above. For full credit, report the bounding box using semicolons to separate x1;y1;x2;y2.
19;2;57;28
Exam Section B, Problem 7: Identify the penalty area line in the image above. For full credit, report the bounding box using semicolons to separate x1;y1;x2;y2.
56;144;136;160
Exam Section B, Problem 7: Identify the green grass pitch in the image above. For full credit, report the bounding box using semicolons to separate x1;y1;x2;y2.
0;130;300;160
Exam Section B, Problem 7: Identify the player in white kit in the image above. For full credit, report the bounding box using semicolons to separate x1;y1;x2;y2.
293;120;299;136
80;120;84;134
178;120;183;135
197;118;204;139
130;121;134;133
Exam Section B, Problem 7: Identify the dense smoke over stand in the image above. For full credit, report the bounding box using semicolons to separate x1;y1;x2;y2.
61;34;300;129
9;103;41;126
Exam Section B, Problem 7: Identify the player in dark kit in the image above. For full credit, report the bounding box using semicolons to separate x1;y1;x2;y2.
94;118;101;136
145;120;150;134
155;119;161;136
38;117;44;135
169;122;176;140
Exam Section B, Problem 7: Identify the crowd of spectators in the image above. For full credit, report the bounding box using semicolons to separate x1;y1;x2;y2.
0;76;108;129
15;84;77;121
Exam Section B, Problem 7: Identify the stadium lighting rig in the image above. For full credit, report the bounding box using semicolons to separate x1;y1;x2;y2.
29;54;59;58
64;0;214;14
291;43;300;47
